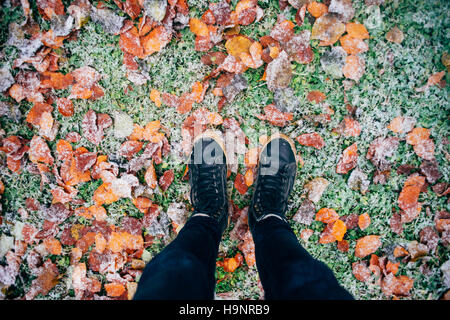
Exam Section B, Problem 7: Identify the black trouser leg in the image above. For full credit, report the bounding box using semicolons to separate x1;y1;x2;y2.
252;217;354;300
133;216;221;300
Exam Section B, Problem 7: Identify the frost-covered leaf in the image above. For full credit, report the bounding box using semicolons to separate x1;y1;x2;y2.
113;112;134;139
347;168;369;194
320;46;347;78
355;235;381;258
328;0;354;23
419;160;441;184
50;14;74;36
342;54;365;81
222;74;248;102
0;66;14;92
273;87;298;113
311;13;345;45
167;202;187;228
143;0;167;22
385;26;404;44
266;51;292;91
305;177;329;203
336;142;357;174
91;6;125;35
366;136;399;171
292;199;315;225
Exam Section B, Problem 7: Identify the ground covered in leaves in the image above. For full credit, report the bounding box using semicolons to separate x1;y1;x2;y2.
0;0;449;300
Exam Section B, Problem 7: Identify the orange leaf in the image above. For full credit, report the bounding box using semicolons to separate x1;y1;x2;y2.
129;124;144;141
57;97;74;117
144;162;158;189
93;183;120;206
225;35;253;58
306;90;326;103
307;1;328;18
244;168;254;186
393;246;409;258
189;18;209;37
346;22;369;39
141;26;172;56
386;260;400;275
406;127;430;145
340;34;369;55
387;116;416;134
358;213;371;230
355;235;382;258
119;26;144;58
343;55;365;81
331;219;347;241
88;205;107;221
234;173;248;195
315;208;339;224
133;197;152;213
150;89;161;107
143;120;161;140
105;283;126;297
44;238;62;255
296;132;325;149
94;233;107;253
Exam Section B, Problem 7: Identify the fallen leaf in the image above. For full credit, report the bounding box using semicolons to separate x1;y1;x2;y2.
385;26;404;44
296;132;325;149
311;13;345;45
355;235;382;258
315;208;339;224
358;213;371;230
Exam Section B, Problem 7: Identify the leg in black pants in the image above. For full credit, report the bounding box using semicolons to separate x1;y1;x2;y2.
252;216;353;300
133;215;353;300
133;215;221;300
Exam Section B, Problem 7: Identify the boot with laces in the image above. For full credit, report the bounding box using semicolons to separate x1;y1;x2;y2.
248;134;298;231
188;131;229;234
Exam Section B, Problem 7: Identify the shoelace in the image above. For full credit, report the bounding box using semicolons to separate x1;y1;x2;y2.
193;164;222;214
256;166;288;214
